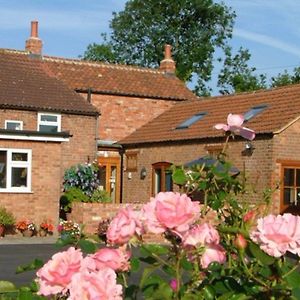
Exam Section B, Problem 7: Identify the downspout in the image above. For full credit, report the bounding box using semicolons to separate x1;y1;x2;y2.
119;147;124;203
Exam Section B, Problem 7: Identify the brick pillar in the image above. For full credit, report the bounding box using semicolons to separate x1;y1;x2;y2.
25;21;43;55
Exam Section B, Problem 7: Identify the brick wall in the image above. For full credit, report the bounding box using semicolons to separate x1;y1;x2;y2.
0;139;61;227
122;137;275;209
89;94;177;141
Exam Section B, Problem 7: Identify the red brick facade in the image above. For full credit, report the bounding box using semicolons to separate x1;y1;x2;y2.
89;94;177;141
0;109;98;228
121;120;300;214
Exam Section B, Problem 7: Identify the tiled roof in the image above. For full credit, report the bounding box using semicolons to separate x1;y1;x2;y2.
0;49;98;115
119;84;300;145
42;56;197;101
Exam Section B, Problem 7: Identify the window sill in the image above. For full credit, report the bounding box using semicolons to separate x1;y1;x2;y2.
0;189;33;194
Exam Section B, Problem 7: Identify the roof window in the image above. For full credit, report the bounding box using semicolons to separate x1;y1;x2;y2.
176;112;207;129
244;105;267;122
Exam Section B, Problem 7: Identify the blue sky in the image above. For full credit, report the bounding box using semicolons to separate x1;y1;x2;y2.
0;0;300;93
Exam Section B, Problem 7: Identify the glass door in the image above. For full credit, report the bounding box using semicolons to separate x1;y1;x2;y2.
98;157;121;203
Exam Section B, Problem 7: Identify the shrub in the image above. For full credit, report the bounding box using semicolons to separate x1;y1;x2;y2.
63;163;99;197
0;207;15;226
90;189;112;203
60;187;89;212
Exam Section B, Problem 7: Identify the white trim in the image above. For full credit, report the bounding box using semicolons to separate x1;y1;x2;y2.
5;120;23;130
0;134;69;142
0;148;32;193
37;112;61;132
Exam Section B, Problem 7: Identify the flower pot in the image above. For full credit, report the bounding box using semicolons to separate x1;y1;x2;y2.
39;229;47;237
22;229;34;237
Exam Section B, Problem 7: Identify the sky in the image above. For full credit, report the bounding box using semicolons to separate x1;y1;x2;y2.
0;0;300;94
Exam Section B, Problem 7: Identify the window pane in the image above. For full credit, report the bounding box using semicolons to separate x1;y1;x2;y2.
39;125;58;133
11;167;27;187
0;151;6;188
165;171;173;191
154;169;162;194
99;166;106;191
6;122;21;130
40;115;57;122
12;153;28;161
284;188;295;205
284;169;294;186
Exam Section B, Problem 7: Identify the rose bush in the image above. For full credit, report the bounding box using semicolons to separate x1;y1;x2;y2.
2;113;300;299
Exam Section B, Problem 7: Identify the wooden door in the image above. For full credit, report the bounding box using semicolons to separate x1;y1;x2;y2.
98;157;121;203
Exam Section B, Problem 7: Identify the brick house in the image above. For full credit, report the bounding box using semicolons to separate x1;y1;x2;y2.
24;21;196;203
0;49;99;225
0;20;196;225
119;85;300;215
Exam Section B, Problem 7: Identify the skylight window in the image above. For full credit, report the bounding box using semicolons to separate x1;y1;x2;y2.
176;112;207;129
244;105;267;122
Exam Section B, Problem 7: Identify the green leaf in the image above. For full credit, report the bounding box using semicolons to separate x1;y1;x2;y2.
0;281;17;292
182;294;201;300
162;265;176;277
180;256;193;271
19;287;34;300
139;256;158;265
285;267;300;289
203;285;216;300
16;259;44;274
124;284;139;300
248;242;275;265
139;265;161;289
292;287;300;300
130;257;140;272
141;244;169;255
78;239;97;254
172;168;187;185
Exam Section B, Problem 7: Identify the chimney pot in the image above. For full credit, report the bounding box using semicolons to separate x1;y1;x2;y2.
164;44;172;60
31;21;39;38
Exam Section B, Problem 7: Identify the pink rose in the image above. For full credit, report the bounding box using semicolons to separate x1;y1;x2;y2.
182;223;220;247
84;247;131;272
214;113;255;140
142;192;200;234
201;244;226;269
68;268;123;300
234;234;247;251
36;247;83;296
107;206;142;245
170;279;178;291
250;213;300;257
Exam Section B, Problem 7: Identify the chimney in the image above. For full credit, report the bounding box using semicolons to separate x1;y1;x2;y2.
25;21;43;55
159;44;176;74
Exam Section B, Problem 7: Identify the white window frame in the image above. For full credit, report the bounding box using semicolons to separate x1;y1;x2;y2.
37;112;61;133
0;148;32;193
5;120;23;130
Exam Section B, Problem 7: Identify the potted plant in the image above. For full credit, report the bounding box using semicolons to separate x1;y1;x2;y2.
0;207;15;237
16;220;36;237
39;219;54;237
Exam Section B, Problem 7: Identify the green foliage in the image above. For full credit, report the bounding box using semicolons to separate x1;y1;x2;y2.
0;207;15;226
60;187;89;212
63;163;99;197
83;0;236;96
271;66;300;87
218;46;267;95
90;189;112;203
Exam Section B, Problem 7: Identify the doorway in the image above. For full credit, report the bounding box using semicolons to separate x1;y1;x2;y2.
98;157;121;203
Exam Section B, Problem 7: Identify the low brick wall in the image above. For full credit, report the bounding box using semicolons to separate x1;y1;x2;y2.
69;202;142;235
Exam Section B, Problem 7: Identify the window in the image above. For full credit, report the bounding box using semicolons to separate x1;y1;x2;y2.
176;112;207;129
244;105;267;122
152;162;173;195
0;149;31;192
281;166;300;213
38;113;61;133
5;120;23;130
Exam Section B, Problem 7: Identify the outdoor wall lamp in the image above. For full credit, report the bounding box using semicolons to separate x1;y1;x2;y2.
245;141;254;151
140;167;147;180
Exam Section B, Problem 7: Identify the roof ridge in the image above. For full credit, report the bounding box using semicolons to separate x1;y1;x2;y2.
0;48;29;55
43;55;162;74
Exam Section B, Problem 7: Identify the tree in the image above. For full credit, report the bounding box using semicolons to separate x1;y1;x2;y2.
271;67;300;87
217;46;267;95
83;0;236;96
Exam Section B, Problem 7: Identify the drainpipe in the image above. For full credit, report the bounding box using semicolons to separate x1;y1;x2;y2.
119;147;124;203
